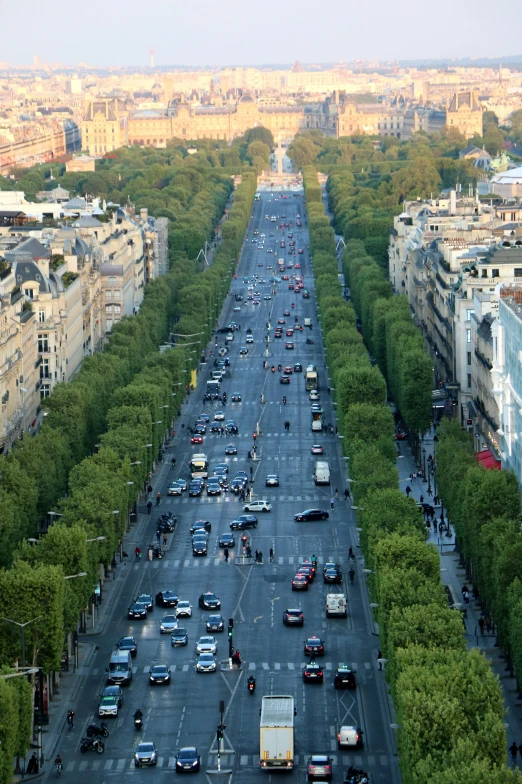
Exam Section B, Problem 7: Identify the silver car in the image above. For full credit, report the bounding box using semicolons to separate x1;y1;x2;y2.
196;636;218;655
176;601;192;618
135;742;157;767
196;653;217;673
160;615;178;634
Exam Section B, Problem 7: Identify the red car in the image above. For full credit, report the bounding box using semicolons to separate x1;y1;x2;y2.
283;366;293;374
191;434;203;444
295;263;301;269
285;342;294;350
277;318;286;325
286;329;294;336
395;431;408;440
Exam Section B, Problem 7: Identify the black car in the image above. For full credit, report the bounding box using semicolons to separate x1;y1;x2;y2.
136;594;153;611
189;482;203;497
294;363;303;372
155;590;179;607
192;538;208;556
323;568;342;584
294;509;330;522
219;533;235;548
128;603;148;620
217;326;234;334
149;664;171;685
230;516;258;530
206;614;224;632
225;421;239;435
171;628;188;646
209;423;221;433
230;477;248;494
303;661;324;683
206;480;221;496
280;376;291;384
283;608;304;626
304;636;325;656
175;746;200;773
199;592;221;610
117;636;137;657
231;393;242;402
190;520;212;534
334;666;356;689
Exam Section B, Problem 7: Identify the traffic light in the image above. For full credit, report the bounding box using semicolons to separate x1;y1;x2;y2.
228;618;234;637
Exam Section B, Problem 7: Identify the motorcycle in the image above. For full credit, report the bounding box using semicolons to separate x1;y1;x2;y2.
278;364;282;371
271;366;275;373
86;722;109;739
306;338;314;345
152;546;165;560
80;737;105;754
349;569;355;584
247;676;256;694
134;715;143;731
291;303;295;309
282;397;286;405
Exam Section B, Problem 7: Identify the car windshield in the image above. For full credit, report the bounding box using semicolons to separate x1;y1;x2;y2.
100;697;117;705
200;654;213;661
179;750;196;760
162;616;176;623
138;744;155;753
152;666;168;674
208;615;221;622
173;628;186;636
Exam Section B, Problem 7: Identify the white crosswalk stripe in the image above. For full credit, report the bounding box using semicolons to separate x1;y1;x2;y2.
133;555;345;570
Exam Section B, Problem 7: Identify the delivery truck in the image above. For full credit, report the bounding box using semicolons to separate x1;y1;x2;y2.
314;460;331;485
260;695;295;770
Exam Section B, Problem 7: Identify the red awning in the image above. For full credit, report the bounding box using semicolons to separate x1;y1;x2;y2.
476;449;501;471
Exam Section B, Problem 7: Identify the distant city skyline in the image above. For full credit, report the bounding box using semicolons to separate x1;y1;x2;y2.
2;0;522;68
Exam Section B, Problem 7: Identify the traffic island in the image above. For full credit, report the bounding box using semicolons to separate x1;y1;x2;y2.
219;658;243;673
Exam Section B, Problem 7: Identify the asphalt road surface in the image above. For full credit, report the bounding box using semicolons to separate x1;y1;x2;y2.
53;191;400;783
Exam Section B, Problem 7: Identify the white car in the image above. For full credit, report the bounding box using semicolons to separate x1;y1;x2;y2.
234;306;241;312
196;653;217;673
160;615;178;634
246;335;254;344
214;411;225;421
168;481;183;496
196;636;218;655
243;500;272;513
176;601;192;618
265;475;279;487
225;333;234;342
309;390;320;401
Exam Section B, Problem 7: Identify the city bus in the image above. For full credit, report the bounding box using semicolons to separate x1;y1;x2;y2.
190;453;208;479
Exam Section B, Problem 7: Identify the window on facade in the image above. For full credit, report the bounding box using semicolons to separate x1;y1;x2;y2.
466;309;474;321
40;386;50;400
515;268;522;277
40;359;50;379
481;269;488;278
106;319;113;332
113;289;121;300
467;374;472;388
105;289;112;300
106;305;113;315
38;309;45;323
466;329;471;344
38;333;49;353
467;351;471;366
114;304;121;315
108;276;117;284
492;269;499;278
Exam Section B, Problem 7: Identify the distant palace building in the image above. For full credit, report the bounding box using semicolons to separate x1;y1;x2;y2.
82;90;484;154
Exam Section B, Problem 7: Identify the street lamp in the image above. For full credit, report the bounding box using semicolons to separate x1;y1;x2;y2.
86;536;106;543
2;616;43;667
63;572;87;580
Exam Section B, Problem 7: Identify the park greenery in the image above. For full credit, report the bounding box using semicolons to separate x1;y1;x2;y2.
300;147;517;782
0;140;258;773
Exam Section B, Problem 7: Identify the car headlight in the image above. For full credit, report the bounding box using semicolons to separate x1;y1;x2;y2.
191;760;198;767
134;753;140;761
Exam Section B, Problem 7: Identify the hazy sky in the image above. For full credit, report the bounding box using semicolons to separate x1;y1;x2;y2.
2;0;522;67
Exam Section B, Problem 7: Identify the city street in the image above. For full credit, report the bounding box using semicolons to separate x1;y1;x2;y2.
50;191;399;783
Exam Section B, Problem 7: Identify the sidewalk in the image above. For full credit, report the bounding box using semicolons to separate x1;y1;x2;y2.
394;430;522;758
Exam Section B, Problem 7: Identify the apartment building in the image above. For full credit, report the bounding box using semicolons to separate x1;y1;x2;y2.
388;191;522;453
492;284;522;480
0;202;167;452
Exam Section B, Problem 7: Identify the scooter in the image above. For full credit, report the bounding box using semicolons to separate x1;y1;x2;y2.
278;364;282;371
79;737;105;754
86;722;109;739
134;715;143;731
247;676;256;694
306;338;314;345
282;397;286;405
271;366;275;373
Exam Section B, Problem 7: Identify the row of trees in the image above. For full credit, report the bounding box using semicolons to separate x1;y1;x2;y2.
0;151;256;775
302;167;516;782
435;421;522;689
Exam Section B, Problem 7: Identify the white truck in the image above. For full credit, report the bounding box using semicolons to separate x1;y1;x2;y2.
326;593;347;618
260;695;295;770
314;460;331;485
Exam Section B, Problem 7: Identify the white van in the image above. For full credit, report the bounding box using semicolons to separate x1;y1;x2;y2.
314;461;330;485
107;650;133;685
326;594;347;618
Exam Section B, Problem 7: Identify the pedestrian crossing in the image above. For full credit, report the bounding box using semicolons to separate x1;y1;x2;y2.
90;661;373;678
132;554;347;570
61;751;390;772
164;493;327;505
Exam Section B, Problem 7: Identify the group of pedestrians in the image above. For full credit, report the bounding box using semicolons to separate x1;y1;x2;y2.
509;741;522;766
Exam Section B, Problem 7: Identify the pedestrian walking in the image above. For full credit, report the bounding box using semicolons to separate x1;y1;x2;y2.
419;495;424;504
427;485;433;497
463;590;470;606
344;487;350;500
409;473;414;483
432;518;437;532
27;753;39;775
405;485;412;497
510;742;518;766
377;650;383;671
269;548;274;563
518;742;522;761
330;496;335;510
335;488;339;500
147;484;153;496
478;616;485;636
473;586;480;602
485;615;493;635
162;533;167;547
224;547;229;563
147;500;152;514
433;494;439;506
156;530;161;544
